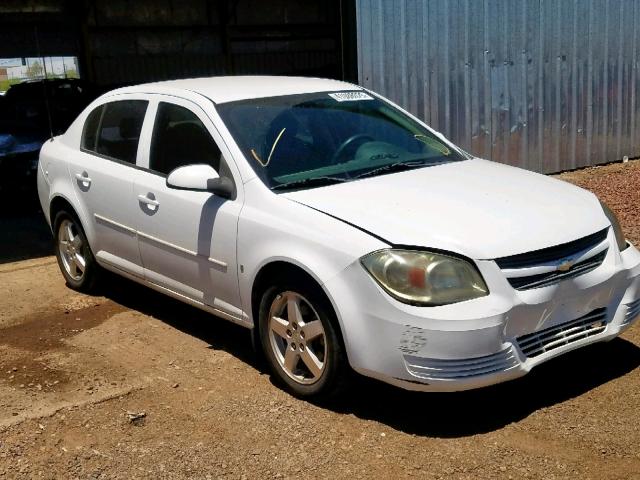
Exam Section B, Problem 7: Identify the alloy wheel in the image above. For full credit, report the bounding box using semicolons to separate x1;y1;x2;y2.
268;291;327;385
58;219;86;281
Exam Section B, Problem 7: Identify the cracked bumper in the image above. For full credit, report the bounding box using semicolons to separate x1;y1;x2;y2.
324;237;640;392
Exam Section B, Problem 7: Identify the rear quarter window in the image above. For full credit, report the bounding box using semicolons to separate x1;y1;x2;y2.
81;105;103;151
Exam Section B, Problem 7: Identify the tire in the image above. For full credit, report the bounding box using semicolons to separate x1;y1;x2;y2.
53;209;100;292
258;279;347;398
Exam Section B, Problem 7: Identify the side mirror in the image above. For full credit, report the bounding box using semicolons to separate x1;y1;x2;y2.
166;164;234;198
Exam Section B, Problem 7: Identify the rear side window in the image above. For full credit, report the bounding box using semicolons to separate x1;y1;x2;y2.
81;105;103;151
149;102;222;175
93;100;148;164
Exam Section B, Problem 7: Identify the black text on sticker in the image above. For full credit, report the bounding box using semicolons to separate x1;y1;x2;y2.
328;91;374;102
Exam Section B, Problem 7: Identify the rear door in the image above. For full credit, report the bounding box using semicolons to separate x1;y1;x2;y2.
67;97;149;276
133;96;244;320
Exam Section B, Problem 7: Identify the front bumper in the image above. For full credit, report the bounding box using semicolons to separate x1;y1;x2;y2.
324;231;640;392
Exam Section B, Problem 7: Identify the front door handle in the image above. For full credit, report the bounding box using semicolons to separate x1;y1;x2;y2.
75;172;92;188
137;193;160;210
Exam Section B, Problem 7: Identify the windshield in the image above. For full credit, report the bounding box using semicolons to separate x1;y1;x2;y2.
216;91;467;191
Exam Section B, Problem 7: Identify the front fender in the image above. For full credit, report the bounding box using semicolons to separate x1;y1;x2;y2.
237;184;387;327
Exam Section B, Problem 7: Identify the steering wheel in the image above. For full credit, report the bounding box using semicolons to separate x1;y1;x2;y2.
331;134;374;163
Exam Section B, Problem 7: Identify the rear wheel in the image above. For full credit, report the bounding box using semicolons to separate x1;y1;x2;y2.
53;210;99;292
259;281;346;398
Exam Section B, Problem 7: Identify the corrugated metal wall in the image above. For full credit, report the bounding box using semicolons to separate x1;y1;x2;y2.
356;0;640;173
86;0;342;87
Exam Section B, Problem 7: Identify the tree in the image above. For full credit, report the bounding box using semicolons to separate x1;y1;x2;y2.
26;60;43;79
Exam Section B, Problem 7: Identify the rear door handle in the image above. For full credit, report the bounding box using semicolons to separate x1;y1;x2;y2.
75;172;91;187
137;193;160;208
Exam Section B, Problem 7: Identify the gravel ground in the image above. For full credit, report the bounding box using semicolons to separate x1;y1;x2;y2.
0;160;639;479
556;160;640;245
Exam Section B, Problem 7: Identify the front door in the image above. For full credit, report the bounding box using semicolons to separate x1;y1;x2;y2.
134;98;243;320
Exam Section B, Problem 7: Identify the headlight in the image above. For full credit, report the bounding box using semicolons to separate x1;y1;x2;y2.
360;249;489;306
600;201;629;252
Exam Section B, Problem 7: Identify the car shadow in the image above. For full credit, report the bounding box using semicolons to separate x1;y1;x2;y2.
96;274;640;438
0;184;53;264
319;337;640;437
96;272;262;371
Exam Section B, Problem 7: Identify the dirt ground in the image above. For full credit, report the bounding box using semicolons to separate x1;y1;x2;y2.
1;161;640;480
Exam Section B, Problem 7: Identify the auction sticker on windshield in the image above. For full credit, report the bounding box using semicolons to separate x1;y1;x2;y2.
328;91;373;102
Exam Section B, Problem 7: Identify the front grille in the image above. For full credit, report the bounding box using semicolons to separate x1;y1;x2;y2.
404;348;519;381
623;298;640;325
506;250;607;290
495;229;608;269
517;307;607;358
495;228;609;290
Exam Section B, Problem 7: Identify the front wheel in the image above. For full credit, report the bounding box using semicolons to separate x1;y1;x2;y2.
259;282;347;398
53;210;99;292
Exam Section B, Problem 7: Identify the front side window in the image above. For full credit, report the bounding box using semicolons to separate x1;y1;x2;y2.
94;100;148;164
149;102;222;175
217;91;467;191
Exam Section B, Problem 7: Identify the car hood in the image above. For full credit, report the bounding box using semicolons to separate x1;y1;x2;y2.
282;159;609;259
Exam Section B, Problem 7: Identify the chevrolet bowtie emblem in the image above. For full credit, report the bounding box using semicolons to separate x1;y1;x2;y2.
557;260;574;272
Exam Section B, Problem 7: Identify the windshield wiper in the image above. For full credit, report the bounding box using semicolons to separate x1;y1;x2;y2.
354;160;428;180
271;176;348;192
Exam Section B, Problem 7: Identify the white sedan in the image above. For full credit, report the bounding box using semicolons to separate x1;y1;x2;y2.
37;76;640;397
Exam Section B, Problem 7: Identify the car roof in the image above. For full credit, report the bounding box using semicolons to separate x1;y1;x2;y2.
110;76;361;104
